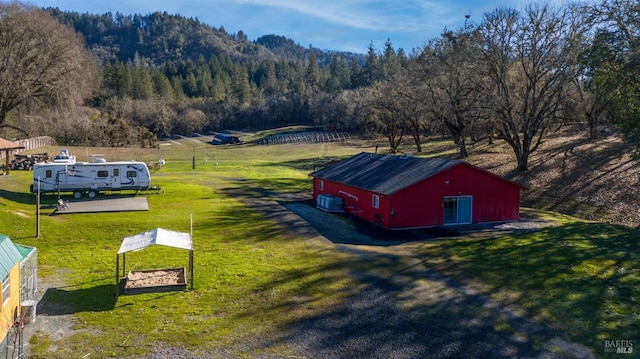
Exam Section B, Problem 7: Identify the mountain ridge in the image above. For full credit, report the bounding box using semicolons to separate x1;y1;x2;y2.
44;8;366;66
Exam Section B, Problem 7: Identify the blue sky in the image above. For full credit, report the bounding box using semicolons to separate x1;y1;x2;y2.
27;0;539;54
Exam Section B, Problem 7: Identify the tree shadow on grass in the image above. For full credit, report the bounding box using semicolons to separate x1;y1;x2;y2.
0;189;35;205
217;184;617;357
231;247;590;359
422;221;640;354
192;178;602;357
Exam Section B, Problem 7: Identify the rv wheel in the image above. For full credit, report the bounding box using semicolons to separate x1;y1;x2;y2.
88;190;97;199
73;191;82;199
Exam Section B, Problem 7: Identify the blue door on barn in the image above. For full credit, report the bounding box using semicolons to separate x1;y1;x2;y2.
443;196;472;225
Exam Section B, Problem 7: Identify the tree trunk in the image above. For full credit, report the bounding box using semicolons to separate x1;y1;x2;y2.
388;133;402;153
588;112;598;140
516;148;530;172
446;122;467;158
458;136;468;158
412;133;422;152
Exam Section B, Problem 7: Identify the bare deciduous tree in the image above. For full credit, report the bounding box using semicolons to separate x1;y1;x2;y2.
364;80;405;153
0;2;96;135
416;28;485;158
365;72;426;153
479;4;588;171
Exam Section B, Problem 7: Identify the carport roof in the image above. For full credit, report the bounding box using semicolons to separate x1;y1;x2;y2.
0;137;24;150
118;228;192;254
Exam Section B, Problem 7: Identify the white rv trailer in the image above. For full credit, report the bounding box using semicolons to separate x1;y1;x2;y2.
31;151;151;198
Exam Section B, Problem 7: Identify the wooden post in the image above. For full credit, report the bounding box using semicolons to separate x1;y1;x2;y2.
189;250;194;290
35;190;40;238
4;149;10;175
190;213;194;290
115;254;119;297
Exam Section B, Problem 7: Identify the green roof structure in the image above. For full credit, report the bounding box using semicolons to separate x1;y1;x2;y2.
0;235;22;279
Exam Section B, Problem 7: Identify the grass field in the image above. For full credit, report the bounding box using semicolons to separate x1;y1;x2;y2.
407;216;640;354
2;136;372;358
0;133;638;357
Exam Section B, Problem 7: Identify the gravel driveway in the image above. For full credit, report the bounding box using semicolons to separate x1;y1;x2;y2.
24;189;595;358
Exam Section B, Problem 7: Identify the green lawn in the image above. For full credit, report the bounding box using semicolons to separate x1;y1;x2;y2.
0;137;638;357
2;140;366;358
407;211;640;354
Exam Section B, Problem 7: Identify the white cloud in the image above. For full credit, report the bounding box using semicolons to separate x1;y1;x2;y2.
227;0;445;32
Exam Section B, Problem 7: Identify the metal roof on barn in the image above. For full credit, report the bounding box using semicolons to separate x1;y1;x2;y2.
0;235;22;279
311;152;462;195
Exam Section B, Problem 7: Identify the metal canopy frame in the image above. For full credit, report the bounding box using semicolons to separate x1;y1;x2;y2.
115;228;194;297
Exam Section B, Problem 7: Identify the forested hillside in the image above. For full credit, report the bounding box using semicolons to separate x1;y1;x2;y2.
2;1;640;179
46;9;361;66
254;34;365;66
7;8;375;147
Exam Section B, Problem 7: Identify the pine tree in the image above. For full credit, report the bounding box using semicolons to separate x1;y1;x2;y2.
305;52;320;87
327;55;342;93
151;69;173;99
232;63;251;104
382;39;399;77
349;57;361;89
261;61;278;96
363;42;380;86
338;56;351;89
170;76;185;101
131;67;154;99
184;73;198;97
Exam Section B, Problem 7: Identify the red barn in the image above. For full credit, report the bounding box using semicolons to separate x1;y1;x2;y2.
311;152;526;230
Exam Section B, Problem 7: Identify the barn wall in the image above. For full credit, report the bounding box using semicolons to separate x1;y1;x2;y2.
388;164;521;228
314;180;391;228
314;162;521;230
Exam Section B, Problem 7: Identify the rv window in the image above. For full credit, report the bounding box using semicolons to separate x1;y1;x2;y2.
45;170;52;178
113;168;119;176
126;171;137;178
97;170;108;178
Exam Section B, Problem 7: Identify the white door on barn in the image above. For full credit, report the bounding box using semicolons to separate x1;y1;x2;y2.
443;196;472;225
